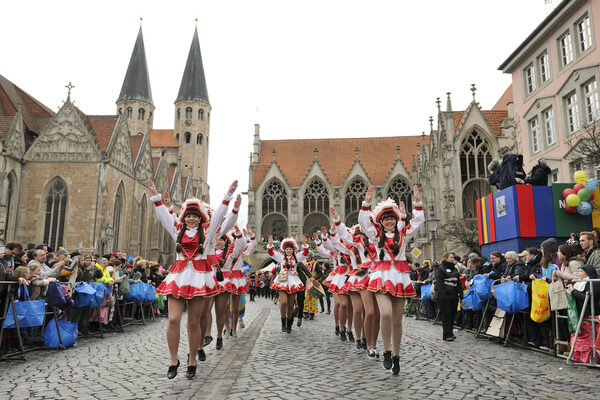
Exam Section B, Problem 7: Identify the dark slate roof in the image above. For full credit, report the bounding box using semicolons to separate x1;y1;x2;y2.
117;27;153;105
175;27;210;104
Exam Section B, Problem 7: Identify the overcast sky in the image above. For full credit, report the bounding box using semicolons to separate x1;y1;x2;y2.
3;0;558;225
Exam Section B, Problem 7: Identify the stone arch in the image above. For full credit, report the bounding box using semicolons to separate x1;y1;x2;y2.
262;213;288;241
261;179;289;240
43;176;68;251
386;175;412;211
462;178;492;219
303;178;329;217
303;212;329;238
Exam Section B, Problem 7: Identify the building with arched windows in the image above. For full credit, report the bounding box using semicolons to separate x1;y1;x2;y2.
0;26;212;265
247;87;518;263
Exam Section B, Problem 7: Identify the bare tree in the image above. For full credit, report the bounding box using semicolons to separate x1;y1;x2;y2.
440;218;480;254
566;118;600;168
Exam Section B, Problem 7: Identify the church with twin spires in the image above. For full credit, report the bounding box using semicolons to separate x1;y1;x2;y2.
0;26;211;265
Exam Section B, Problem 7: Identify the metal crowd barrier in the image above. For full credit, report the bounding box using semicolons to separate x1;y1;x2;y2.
0;280;165;361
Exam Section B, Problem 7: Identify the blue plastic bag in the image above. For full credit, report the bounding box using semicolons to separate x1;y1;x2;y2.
420;284;432;301
495;281;529;313
127;283;145;303
143;283;157;303
43;318;78;348
46;282;66;308
74;282;103;308
461;287;483;311
472;275;493;300
2;286;46;328
88;282;107;308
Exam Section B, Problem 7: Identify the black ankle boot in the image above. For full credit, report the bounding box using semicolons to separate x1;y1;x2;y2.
167;359;180;379
297;317;302;327
383;351;392;370
335;326;340;336
186;365;197;379
216;337;223;350
281;318;286;332
348;331;355;343
286;318;293;333
340;329;347;342
391;356;400;375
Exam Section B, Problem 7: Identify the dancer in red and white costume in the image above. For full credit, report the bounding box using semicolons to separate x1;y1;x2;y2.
221;226;256;336
149;179;240;379
314;232;342;335
359;184;423;375
267;235;309;333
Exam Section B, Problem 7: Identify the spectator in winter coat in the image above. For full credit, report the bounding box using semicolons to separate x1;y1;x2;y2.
518;248;542;284
524;158;551;186
553;244;584;282
579;231;600;276
501;251;526;282
486;251;507;280
435;253;463;341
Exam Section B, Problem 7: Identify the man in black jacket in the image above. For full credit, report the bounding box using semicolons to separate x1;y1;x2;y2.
486;251;507;281
295;262;313;326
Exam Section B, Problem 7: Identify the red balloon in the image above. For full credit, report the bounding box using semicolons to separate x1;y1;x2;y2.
591;192;595;201
563;188;576;199
574;183;585;192
565;204;577;213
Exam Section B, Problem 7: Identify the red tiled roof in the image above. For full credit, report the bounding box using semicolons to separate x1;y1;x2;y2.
0;86;17;116
445;108;507;137
492;84;513;111
130;134;144;162
0;116;14;139
87;115;118;151
150;129;178;148
252;136;427;189
14;87;54;117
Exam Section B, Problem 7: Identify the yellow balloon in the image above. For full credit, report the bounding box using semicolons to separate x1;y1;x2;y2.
566;194;581;207
574;170;588;185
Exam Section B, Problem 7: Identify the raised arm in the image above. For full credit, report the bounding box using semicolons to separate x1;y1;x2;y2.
266;235;284;264
148;180;178;240
359;186;378;243
206;181;238;244
331;206;354;244
296;235;310;263
401;185;425;242
231;226;247;259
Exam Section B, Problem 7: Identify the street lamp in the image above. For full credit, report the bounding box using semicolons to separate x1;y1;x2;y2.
428;217;439;261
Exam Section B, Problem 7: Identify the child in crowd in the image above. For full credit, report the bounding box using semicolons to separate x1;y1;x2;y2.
28;263;57;300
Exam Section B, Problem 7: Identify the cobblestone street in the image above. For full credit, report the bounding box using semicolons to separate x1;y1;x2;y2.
1;297;599;400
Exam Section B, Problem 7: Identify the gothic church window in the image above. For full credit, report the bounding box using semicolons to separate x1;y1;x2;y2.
344;178;367;225
186;107;193;119
198;109;204;120
177;108;181;120
303;179;328;217
197;134;203;145
127;107;132;119
262;180;287;216
43;178;67;251
138;108;145;120
4;172;16;240
139;196;147;256
185;132;191;144
387;176;412;211
459;130;492;183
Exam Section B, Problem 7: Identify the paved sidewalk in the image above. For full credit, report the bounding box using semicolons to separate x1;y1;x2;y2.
1;297;599;399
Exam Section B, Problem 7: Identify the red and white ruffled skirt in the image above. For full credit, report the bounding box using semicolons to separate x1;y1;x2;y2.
271;272;304;294
221;270;248;295
367;260;415;298
156;260;221;299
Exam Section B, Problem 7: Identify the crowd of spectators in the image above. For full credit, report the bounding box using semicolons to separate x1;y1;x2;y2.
0;241;168;354
409;227;600;363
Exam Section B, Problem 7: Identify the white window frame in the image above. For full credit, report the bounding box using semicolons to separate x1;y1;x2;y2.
565;92;580;134
543;107;556;146
559;31;574;67
583;78;599;123
570;160;583;176
551;169;559;183
538;51;550;84
529;117;540;154
525;64;536;94
577;14;593;53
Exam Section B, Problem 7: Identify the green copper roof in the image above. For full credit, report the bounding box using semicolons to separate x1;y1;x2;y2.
117;27;153;105
175;27;210;104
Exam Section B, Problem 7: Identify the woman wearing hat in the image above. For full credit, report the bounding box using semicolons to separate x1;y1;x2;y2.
267;234;310;333
359;184;424;375
149;179;241;379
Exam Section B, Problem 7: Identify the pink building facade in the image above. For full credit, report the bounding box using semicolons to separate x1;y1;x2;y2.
499;0;600;182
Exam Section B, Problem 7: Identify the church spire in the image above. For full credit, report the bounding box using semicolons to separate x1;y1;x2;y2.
117;27;153;105
176;27;210;104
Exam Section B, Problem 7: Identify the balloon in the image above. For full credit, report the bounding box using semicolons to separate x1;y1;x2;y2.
566;194;581;207
574;170;588;185
578;188;591;202
577;201;593;216
573;183;585;192
563;188;576;199
565;204;577;213
591;192;595;201
585;178;599;191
